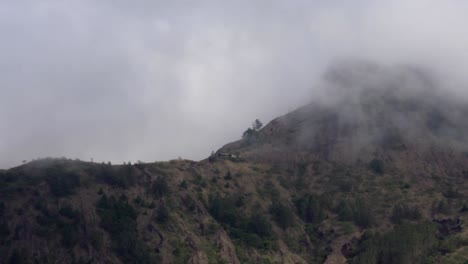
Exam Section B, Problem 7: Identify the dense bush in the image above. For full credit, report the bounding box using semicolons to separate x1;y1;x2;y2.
390;203;421;224
152;176;169;198
294;194;325;224
209;193;275;249
209;194;240;227
368;159;384;174
155;204;169;224
45;166;80;197
351;221;438;264
336;198;374;228
95;164;137;188
270;202;294;229
97;194;155;263
0;201;4;217
246;213;273;238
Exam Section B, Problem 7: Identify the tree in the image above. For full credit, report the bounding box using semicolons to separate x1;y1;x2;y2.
242;119;263;143
152;176;169;198
270;202;294;229
369;159;384;174
253;119;263;131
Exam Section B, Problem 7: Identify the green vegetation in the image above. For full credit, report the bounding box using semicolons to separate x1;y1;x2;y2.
97;194;155;263
335;197;374;228
94;164;136;188
155;204;169;224
390;203;422;224
242;119;263;144
209;193;276;249
350;221;438;264
369;159;385;174
152;176;169;198
294;194;326;224
45;166;80;197
269;202;294;229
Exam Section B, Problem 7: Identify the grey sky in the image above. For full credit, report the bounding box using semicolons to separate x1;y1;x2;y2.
1;0;468;168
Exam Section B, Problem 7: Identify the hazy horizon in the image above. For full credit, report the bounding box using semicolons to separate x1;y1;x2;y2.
2;1;468;169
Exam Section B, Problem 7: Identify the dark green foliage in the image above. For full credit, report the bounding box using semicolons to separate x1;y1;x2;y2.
90;230;104;251
432;199;452;215
297;162;308;177
0;201;4;217
98;188;104;195
242;119;263;144
56;205;81;248
305;224;334;263
8;248;28;264
59;204;80;221
1;172;19;184
390;203;422;224
246;213;273;238
179;180;188;189
438;235;468;255
336;198;374;228
208;194;275;249
61;222;80;248
253;119;263;131
443;185;463;199
294;194;325;224
209;194;240;227
155;204;169;224
270;203;294;229
45;166;80;197
173;241;192;264
95;164;136;188
242;128;257;141
152;176;169;198
0;202;10;239
368;159;384;174
258;180;280;200
351;221;438;264
133;196;144;206
97;194;154;263
192;174;207;188
224;171;232;180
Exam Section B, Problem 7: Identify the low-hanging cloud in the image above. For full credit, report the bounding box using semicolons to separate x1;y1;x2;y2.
1;0;468;168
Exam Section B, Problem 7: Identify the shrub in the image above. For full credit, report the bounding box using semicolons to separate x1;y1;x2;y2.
351;221;438;264
336;198;374;228
95;164;136;188
208;194;240;227
46;167;80;197
224;171;232;180
152;176;169;198
294;194;325;224
0;202;4;217
96;194;155;263
59;204;80;221
369;159;384;174
155;204;169;224
270;203;294;229
390;203;421;224
246;213;273;238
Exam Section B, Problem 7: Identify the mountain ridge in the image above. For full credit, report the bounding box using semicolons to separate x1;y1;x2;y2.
1;63;467;264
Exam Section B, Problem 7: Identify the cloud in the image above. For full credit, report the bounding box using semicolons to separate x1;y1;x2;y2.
1;0;468;168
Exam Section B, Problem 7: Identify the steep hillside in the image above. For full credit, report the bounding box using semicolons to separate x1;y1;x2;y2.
1;63;467;264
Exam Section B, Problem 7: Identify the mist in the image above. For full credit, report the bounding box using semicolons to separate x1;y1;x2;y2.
2;0;468;168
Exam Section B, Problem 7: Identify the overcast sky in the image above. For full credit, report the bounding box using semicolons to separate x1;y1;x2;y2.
2;0;468;168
